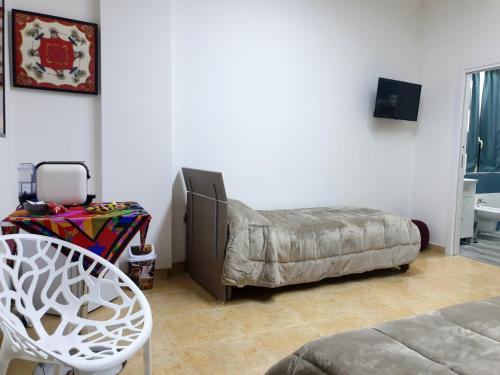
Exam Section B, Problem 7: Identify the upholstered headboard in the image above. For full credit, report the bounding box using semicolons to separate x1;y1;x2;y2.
181;168;231;301
182;168;227;203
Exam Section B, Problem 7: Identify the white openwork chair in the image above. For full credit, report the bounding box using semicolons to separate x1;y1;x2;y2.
0;234;153;375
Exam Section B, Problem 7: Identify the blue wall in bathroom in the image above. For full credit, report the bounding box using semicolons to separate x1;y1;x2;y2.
465;173;500;194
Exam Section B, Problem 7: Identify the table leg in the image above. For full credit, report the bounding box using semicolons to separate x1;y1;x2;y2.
139;219;151;251
79;282;89;321
68;268;89;333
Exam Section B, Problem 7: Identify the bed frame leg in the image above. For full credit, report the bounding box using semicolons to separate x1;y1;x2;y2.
399;264;410;273
222;286;232;302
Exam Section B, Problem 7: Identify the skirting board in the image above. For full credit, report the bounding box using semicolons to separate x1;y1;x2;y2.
427;243;445;253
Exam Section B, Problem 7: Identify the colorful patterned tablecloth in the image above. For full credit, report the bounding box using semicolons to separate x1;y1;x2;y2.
2;202;151;266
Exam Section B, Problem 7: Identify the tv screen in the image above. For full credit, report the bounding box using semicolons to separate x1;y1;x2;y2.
374;78;422;121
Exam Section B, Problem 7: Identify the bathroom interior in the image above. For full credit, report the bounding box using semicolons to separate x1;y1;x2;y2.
461;67;500;266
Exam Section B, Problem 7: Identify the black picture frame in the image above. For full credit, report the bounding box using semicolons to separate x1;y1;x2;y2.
0;3;5;137
11;9;99;95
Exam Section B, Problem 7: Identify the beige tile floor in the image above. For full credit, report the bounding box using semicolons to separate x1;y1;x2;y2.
6;246;500;374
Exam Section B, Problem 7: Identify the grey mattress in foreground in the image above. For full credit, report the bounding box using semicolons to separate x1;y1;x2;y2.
223;200;420;288
266;296;500;375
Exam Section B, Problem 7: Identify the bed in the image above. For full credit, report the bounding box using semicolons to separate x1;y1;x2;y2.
266;296;500;374
182;168;421;301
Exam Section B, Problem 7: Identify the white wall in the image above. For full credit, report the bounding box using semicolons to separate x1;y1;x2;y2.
0;0;100;219
0;0;173;270
411;0;500;249
100;0;173;269
4;0;498;265
171;0;422;262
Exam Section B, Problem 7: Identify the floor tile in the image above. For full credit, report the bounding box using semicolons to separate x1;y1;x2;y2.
4;248;500;375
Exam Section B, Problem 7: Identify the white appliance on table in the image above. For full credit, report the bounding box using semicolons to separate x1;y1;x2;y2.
36;161;95;205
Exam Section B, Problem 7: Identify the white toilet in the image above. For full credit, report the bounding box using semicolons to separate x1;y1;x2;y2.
475;204;500;233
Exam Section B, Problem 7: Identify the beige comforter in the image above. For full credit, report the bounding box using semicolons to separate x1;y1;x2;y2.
267;297;500;374
222;200;420;288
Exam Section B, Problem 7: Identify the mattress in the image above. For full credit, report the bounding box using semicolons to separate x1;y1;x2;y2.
222;200;420;288
266;297;500;375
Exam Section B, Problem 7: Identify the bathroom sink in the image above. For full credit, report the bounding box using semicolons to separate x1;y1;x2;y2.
476;205;500;213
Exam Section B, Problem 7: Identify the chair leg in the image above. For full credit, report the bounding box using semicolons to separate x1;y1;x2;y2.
0;340;12;375
0;360;9;375
143;337;152;375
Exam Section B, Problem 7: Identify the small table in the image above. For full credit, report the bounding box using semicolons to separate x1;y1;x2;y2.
2;201;151;266
2;202;152;321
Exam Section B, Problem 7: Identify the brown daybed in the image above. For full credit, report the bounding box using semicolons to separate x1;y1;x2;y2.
266;297;500;374
182;168;421;301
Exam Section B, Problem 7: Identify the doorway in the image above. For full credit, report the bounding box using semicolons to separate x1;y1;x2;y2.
454;65;500;266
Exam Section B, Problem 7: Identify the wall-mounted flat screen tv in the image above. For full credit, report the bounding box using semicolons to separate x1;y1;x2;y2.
373;78;422;121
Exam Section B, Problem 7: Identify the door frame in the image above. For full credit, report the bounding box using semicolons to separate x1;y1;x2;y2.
449;61;500;256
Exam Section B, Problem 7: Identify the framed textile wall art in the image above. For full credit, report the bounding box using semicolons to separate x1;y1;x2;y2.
12;9;98;95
